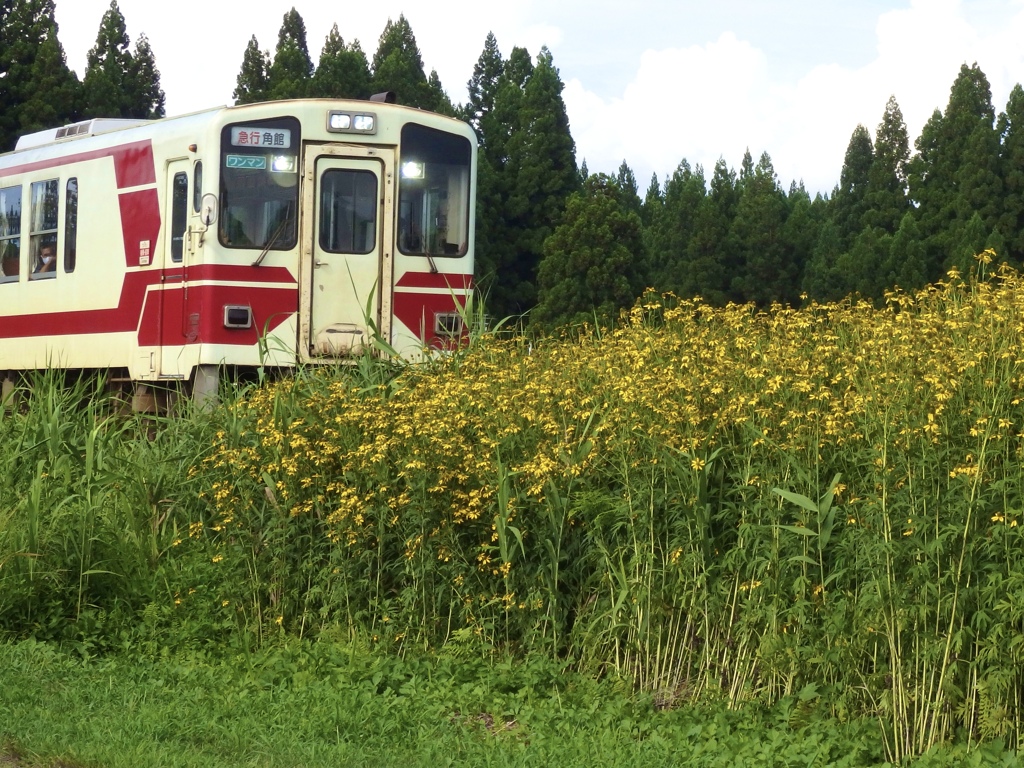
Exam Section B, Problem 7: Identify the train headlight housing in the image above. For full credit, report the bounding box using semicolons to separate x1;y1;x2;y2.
401;161;424;179
271;155;296;173
327;111;377;134
329;113;351;130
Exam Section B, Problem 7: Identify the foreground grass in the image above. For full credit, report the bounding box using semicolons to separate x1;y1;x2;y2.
1;640;1019;768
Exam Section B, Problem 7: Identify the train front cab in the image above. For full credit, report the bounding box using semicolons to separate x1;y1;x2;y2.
295;113;475;364
186;103;475;398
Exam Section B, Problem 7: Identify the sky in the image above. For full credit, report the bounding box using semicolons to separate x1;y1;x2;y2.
52;0;1024;196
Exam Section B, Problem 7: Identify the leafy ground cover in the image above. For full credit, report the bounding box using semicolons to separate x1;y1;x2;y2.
0;638;964;768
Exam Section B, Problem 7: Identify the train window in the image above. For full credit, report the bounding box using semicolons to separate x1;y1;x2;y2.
318;169;377;254
28;179;58;280
219;116;299;251
397;123;471;258
193;161;203;213
0;185;21;282
171;172;188;263
64;178;77;273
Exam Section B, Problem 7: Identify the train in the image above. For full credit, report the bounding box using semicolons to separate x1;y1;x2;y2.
0;95;476;407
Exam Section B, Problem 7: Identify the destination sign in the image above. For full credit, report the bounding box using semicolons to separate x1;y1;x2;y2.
230;127;292;148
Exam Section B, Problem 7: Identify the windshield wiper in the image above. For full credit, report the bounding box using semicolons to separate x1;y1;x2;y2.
252;216;292;267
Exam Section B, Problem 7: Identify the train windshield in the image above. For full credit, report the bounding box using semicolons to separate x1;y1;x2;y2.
219;117;300;250
397;123;471;258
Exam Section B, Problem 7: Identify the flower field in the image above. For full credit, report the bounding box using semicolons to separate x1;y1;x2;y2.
191;262;1024;761
2;261;1024;762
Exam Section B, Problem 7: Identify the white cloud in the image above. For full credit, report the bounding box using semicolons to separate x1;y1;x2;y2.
566;0;1024;196
565;32;772;185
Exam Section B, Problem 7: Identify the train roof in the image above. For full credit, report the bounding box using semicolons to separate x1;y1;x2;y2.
2;99;476;167
15;118;155;151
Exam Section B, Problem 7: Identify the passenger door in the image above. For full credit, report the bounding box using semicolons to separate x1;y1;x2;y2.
299;145;393;359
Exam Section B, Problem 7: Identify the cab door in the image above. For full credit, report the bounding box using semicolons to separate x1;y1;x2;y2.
299;145;393;359
157;159;190;377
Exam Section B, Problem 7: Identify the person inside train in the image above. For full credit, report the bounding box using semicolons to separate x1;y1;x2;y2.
34;243;56;274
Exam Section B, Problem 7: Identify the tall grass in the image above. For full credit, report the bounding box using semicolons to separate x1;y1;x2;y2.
2;262;1024;762
0;371;212;650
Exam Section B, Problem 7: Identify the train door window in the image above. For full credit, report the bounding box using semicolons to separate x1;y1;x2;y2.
397;123;471;258
193;161;203;213
0;185;21;283
219;116;300;250
64;178;77;273
171;172;188;262
319;169;377;254
28;179;58;280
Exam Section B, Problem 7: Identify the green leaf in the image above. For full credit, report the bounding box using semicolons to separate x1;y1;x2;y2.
772;487;819;515
775;524;818;537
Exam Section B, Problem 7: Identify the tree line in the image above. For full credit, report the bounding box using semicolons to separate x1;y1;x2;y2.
4;2;1022;328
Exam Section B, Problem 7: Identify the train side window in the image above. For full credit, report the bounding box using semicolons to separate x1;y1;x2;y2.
193;161;203;213
318;169;377;254
171;172;188;262
0;185;21;283
28;179;58;280
64;178;78;273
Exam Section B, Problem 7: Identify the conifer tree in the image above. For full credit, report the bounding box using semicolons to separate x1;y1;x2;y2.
641;172;663;231
0;0;80;149
640;172;664;285
863;95;910;235
503;46;579;312
833;124;874;248
81;0;133;118
533;174;645;328
233;36;270;105
781;182;820;299
464;31;503;135
427;69;455;116
682;158;739;304
471;44;532;313
908;63;1001;277
80;1;163;120
729;152;792;305
267;7;313;100
616;160;642;217
997;84;1024;264
370;15;432;107
651;160;705;294
127;33;164;119
310;24;370;99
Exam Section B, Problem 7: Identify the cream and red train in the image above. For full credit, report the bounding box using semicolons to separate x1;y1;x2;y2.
0;97;476;402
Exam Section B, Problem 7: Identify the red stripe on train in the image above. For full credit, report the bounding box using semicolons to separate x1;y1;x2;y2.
137;283;297;347
0;267;298;341
119;188;161;267
0;271;157;339
392;291;467;349
0;141;157;189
